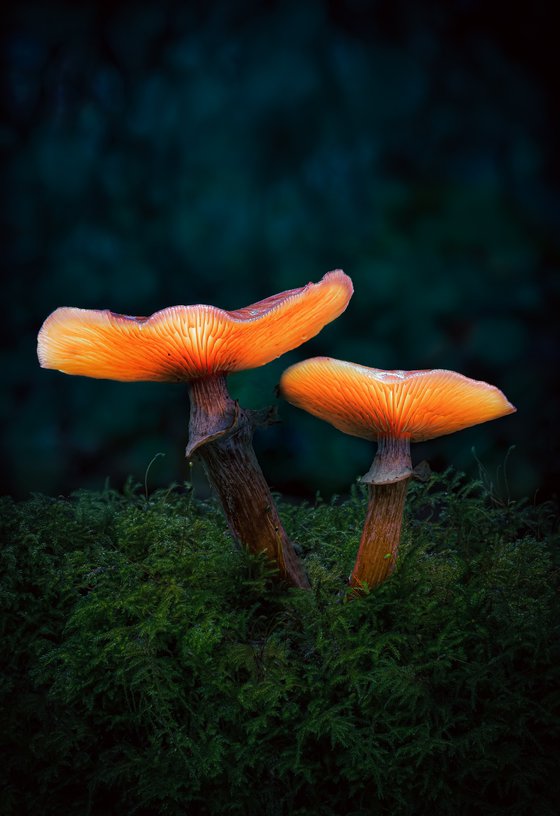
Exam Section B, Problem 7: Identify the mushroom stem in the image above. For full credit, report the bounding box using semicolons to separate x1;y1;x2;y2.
187;375;309;589
350;480;410;589
350;436;412;590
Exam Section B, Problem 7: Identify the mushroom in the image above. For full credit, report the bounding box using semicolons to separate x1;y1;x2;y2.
37;271;353;589
279;358;516;590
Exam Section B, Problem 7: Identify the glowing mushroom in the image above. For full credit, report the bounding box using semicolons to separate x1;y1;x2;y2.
37;271;353;589
279;357;516;590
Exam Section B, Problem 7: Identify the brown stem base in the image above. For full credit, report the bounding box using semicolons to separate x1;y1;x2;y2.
350;479;409;590
187;376;309;589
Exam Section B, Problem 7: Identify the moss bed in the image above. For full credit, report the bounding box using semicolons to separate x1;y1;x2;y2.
1;471;559;815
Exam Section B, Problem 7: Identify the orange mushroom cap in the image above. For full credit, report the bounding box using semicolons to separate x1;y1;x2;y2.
280;357;516;442
37;271;353;382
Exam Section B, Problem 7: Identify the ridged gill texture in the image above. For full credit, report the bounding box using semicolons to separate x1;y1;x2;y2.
280;357;516;442
37;271;353;381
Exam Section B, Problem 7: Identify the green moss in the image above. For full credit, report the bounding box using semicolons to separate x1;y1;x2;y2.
1;472;559;815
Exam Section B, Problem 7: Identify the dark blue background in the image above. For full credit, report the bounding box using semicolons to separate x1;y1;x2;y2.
2;0;559;500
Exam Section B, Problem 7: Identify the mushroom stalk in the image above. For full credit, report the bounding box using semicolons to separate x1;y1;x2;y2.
350;436;412;590
187;375;309;589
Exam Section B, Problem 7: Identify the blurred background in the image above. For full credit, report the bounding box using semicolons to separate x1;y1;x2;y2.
2;0;559;501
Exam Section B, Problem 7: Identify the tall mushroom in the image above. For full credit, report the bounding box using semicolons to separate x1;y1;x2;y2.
279;357;516;590
37;271;353;589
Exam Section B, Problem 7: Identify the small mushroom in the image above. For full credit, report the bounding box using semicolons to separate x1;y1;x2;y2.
38;271;353;589
279;357;516;590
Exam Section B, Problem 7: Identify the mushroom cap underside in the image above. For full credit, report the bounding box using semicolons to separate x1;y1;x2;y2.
280;357;516;442
37;270;353;381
